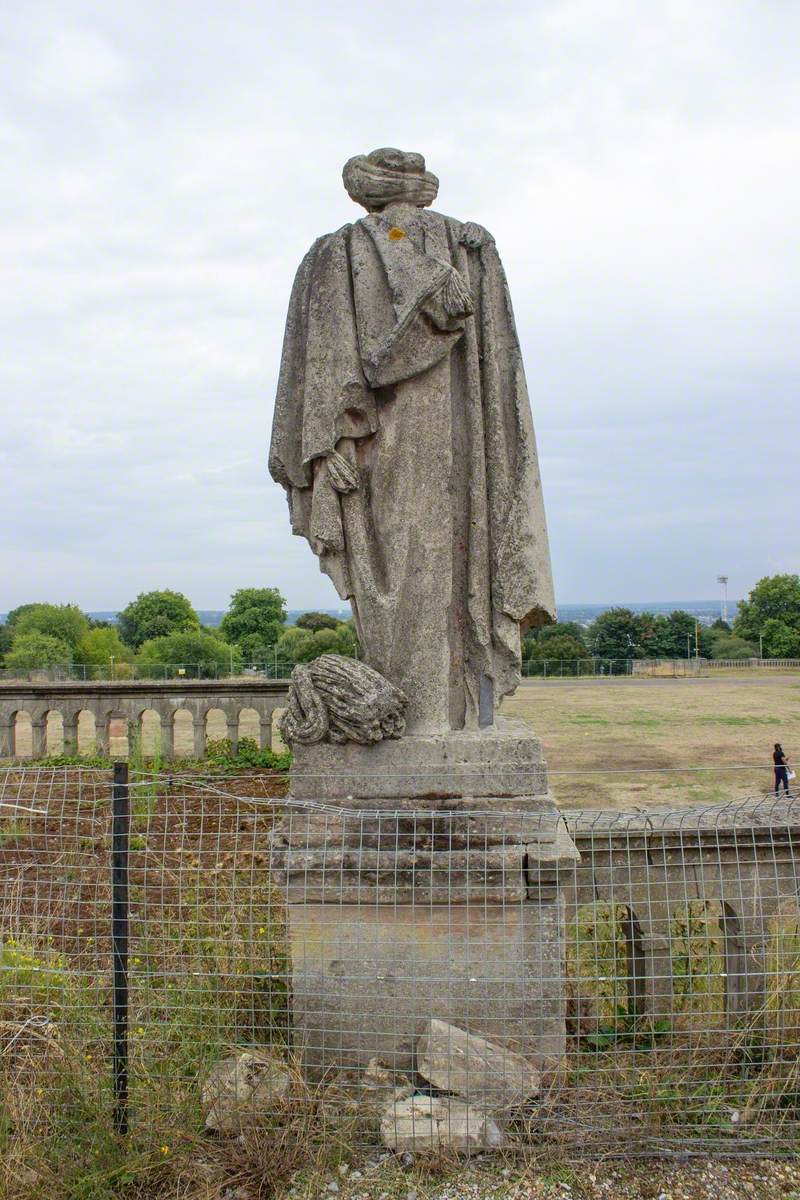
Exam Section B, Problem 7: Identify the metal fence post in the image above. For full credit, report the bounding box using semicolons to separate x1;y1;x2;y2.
112;761;130;1135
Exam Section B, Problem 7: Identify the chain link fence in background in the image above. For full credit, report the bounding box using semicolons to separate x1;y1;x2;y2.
4;657;800;684
0;766;798;1166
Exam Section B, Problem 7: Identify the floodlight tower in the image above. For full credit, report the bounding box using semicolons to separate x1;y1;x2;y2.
717;575;729;624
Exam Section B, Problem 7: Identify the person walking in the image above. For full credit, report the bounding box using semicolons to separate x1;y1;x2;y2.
773;743;792;794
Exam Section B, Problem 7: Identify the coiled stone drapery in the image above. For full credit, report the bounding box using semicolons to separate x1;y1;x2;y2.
280;654;408;747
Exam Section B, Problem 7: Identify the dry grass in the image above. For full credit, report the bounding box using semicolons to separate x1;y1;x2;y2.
502;678;800;809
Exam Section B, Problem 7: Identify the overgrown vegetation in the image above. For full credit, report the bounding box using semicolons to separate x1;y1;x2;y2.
30;738;291;774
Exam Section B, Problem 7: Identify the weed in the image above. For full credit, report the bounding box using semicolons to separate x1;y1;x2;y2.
0;820;27;848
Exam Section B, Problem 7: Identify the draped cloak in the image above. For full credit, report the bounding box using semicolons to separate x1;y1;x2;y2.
269;203;555;734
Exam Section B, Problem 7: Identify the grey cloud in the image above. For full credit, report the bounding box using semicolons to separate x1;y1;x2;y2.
2;1;798;610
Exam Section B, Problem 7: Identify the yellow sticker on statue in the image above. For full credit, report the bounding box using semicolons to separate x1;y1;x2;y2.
388;227;406;240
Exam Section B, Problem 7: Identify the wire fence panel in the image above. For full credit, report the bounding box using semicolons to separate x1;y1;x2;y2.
0;766;798;1165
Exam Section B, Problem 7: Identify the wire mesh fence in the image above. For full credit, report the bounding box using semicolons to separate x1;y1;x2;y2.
0;765;798;1166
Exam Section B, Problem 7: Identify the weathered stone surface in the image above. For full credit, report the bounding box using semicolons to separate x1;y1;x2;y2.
272;844;527;903
287;901;568;1078
272;806;559;851
202;1052;291;1133
380;1093;505;1153
416;1019;540;1109
287;717;549;803
280;655;407;747
269;148;554;735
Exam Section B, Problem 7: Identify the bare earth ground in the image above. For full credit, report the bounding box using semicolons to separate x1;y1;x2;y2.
502;677;798;809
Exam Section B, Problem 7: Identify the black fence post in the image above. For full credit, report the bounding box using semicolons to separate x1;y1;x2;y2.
112;761;130;1135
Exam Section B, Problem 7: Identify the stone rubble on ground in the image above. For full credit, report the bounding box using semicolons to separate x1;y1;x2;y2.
361;1056;415;1105
416;1019;540;1110
380;1093;506;1153
202;1051;291;1134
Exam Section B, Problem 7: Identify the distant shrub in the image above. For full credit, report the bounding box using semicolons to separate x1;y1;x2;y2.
5;632;73;671
205;737;291;771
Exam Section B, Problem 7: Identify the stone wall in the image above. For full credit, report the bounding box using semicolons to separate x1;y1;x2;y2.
0;679;290;758
563;798;799;1021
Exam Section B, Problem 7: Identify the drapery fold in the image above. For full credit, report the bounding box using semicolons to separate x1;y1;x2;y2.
269;206;554;730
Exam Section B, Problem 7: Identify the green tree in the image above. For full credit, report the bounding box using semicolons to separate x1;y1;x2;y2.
760;618;800;658
295;611;340;632
537;621;587;645
137;630;240;678
308;625;358;658
708;633;757;661
275;626;313;663
76;627;133;675
651;610;712;658
524;634;589;675
0;624;12;665
118;590;199;649
12;603;89;652
220;588;286;658
275;621;358;665
587;609;643;662
735;575;800;642
523;620;586;660
5;632;73;672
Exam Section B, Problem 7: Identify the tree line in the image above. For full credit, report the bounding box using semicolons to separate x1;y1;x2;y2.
2;574;799;678
0;589;357;678
522;574;800;670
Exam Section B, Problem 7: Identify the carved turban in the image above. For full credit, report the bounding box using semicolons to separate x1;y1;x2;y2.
342;147;439;212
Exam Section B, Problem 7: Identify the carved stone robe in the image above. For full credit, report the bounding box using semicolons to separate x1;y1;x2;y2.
269;202;554;734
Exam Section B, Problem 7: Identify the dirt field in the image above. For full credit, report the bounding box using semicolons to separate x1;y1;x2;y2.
10;676;799;810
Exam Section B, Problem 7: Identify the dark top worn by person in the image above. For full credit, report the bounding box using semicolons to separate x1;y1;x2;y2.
774;743;790;793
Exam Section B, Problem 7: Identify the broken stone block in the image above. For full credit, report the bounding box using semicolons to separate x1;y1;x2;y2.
380;1093;505;1153
362;1056;400;1090
202;1052;291;1134
359;1057;415;1106
416;1019;540;1109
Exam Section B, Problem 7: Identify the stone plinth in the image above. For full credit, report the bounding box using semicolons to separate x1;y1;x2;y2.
287;901;568;1077
273;719;579;1083
288;716;549;803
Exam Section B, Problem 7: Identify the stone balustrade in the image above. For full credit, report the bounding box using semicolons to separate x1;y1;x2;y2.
0;678;290;759
562;798;800;1023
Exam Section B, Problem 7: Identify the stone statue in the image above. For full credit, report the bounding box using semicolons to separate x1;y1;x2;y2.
269;153;576;1086
280;654;407;747
270;148;554;736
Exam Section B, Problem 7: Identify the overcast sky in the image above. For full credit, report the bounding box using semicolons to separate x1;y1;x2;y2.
2;1;798;613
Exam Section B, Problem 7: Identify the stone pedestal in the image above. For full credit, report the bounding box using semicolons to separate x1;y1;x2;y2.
287;717;550;804
271;717;579;1081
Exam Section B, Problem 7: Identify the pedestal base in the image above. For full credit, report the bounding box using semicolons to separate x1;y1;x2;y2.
274;719;578;1084
288;900;567;1077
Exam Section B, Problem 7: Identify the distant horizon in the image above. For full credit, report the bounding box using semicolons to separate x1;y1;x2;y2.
1;598;739;622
